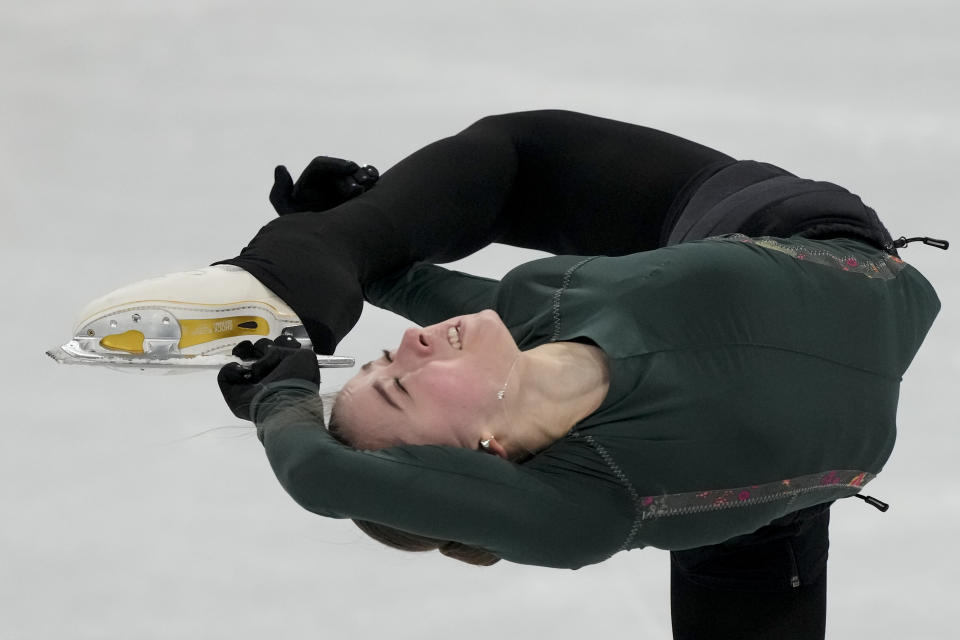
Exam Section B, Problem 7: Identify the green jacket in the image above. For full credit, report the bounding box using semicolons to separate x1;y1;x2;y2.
252;235;939;569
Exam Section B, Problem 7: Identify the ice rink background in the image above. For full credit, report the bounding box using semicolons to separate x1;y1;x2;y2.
2;1;958;638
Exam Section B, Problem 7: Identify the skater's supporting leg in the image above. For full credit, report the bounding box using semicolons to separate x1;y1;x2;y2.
218;110;733;352
670;503;831;640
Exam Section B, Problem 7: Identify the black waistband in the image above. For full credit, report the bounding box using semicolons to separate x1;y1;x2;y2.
664;160;895;252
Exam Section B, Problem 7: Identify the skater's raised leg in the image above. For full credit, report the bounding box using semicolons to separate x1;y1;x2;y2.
59;110;731;362
218;110;734;352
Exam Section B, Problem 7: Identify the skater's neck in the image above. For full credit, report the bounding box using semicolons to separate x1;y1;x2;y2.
489;342;610;459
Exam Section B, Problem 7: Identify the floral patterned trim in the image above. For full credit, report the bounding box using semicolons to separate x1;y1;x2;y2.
571;431;874;551
722;233;906;280
638;469;874;522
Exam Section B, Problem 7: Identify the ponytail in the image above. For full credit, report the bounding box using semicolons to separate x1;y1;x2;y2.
352;519;500;566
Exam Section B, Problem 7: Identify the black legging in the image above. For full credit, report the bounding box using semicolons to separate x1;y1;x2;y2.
671;503;831;640
219;110;737;353
219;109;884;639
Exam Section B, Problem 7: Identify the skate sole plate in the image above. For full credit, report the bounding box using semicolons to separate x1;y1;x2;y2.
47;340;355;371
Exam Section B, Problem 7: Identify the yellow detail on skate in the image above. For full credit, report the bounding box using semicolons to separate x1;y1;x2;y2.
177;316;269;349
99;330;146;353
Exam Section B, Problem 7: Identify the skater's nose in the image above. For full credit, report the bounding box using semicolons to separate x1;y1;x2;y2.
397;327;432;361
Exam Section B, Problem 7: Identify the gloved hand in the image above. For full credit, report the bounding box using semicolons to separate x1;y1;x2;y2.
269;156;380;215
218;335;320;421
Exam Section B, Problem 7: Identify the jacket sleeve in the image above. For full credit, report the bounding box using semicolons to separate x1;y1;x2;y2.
363;263;500;327
251;381;631;569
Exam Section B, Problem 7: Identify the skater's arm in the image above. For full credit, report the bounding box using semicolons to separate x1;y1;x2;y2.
251;382;630;569
363;264;499;327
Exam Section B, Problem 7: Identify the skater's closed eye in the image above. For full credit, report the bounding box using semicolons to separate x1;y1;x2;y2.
360;349;393;372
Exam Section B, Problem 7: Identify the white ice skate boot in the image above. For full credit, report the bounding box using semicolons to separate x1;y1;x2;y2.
47;265;354;371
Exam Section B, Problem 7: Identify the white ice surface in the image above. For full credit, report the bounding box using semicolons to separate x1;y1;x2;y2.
3;1;958;638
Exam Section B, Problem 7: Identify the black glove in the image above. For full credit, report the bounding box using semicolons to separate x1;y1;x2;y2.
269;156;380;215
218;336;320;422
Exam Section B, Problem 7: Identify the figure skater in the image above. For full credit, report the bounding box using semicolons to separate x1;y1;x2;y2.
76;111;942;639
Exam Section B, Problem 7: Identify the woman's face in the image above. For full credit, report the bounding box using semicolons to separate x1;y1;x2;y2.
333;309;520;450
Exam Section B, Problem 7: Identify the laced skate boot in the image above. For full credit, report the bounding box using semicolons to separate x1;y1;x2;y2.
47;265;354;371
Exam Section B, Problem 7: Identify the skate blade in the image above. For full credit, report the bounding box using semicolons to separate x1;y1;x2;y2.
46;339;355;373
